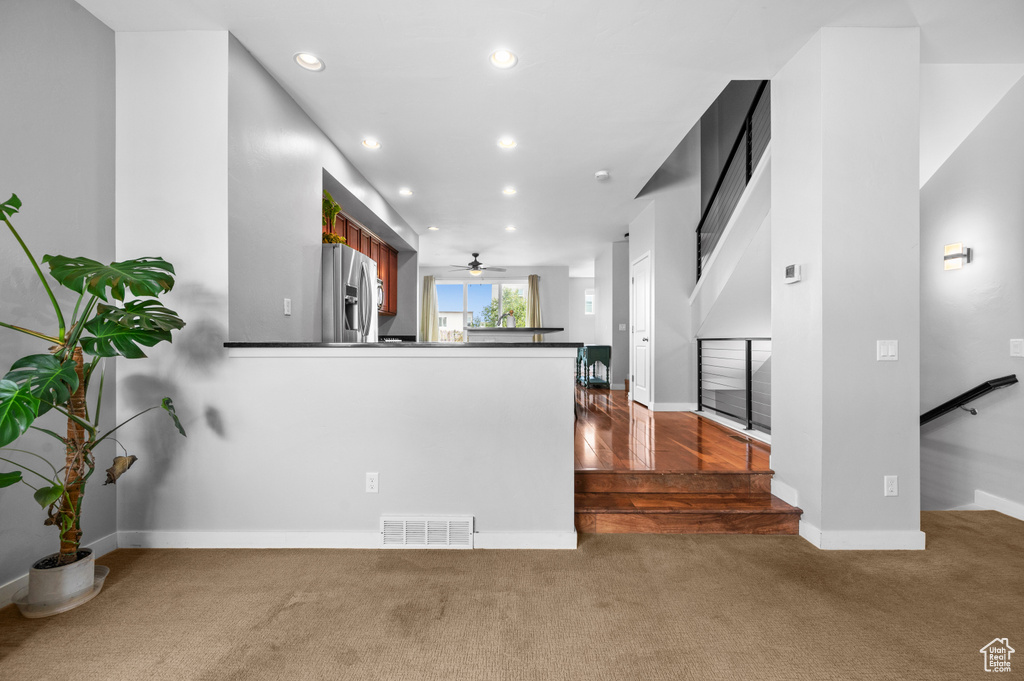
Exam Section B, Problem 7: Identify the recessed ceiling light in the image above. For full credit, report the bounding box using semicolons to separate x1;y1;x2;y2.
505;225;516;232
428;226;439;231
362;138;381;150
294;52;325;72
497;137;517;150
489;49;518;69
502;186;517;195
399;187;413;196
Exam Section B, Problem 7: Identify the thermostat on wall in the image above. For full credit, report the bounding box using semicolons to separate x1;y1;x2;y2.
784;264;802;284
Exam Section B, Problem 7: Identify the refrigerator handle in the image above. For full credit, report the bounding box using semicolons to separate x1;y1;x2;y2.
359;261;370;343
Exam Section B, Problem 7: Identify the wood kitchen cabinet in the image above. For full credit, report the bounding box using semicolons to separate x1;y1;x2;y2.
334;213;398;317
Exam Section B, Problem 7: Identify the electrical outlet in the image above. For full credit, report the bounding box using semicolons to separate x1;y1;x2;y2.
283;298;292;316
366;472;379;494
884;475;898;497
618;323;627;332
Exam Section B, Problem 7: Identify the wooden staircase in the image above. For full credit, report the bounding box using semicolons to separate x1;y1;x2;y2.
575;470;801;534
573;388;801;534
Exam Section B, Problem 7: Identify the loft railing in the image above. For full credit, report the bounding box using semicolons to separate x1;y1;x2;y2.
696;81;771;282
697;337;771;433
920;374;1018;426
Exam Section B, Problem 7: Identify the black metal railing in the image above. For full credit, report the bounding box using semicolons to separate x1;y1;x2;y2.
920;374;1018;426
696;81;771;282
697;338;771;433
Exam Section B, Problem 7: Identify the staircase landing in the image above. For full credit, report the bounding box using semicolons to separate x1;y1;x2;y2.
575;387;800;534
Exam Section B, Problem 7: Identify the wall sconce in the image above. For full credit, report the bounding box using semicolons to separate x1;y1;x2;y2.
943;243;972;270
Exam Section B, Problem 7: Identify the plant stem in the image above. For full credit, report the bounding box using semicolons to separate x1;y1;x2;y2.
0;320;60;344
2;215;65;342
0;456;56;484
92;405;159;447
1;448;61;476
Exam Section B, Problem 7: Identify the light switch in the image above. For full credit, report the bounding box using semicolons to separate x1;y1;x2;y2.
1011;339;1024;357
618;324;627;332
877;340;898;361
283;298;292;316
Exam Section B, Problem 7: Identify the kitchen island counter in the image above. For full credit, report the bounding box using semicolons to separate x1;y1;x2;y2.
169;340;581;550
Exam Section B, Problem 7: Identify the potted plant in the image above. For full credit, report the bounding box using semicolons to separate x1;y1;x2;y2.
323;189;343;234
0;193;186;618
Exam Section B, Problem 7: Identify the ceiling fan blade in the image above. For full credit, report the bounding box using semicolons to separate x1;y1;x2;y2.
483;267;507;272
449;265;470;269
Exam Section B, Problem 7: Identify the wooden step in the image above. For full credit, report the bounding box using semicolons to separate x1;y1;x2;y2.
575;470;773;495
574;492;801;535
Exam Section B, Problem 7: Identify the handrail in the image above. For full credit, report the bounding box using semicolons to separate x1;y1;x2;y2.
920;374;1018;426
696;80;770;281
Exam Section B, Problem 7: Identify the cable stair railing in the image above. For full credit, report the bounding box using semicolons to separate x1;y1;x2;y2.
696;80;770;282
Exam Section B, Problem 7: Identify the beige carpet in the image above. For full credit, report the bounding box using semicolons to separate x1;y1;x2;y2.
1;512;1021;680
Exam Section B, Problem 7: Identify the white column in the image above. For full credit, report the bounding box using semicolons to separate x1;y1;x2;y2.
772;28;924;549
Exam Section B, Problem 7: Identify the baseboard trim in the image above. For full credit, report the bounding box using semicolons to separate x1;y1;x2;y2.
118;530;380;549
772;479;799;507
474;531;577;549
690;410;771;444
651;402;697;412
117;530;579;550
799;520;822;548
818;530;926;551
975;490;1024;521
1;532;118;607
610;383;626;391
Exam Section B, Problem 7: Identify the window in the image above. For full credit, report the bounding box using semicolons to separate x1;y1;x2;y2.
584;289;595;315
435;280;527;341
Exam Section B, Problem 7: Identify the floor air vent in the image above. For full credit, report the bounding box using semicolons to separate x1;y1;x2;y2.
380;516;474;549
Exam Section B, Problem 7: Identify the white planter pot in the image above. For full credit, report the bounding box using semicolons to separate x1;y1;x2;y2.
12;548;110;618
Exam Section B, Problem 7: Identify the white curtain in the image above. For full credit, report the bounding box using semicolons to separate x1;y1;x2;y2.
420;275;439;342
526;274;542;342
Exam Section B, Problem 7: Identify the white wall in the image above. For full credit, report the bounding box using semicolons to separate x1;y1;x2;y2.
419;266;594;345
594;245;613;347
773;28;923;549
228;36;417;342
629;124;700;409
0;0;117;589
593;241;630;388
114;30;233;543
920;77;1024;511
611;241;630;389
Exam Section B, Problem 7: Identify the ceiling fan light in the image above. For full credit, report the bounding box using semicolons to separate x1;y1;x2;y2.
470;269;483;276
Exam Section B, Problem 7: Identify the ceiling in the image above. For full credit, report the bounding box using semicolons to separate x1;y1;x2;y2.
77;0;1024;275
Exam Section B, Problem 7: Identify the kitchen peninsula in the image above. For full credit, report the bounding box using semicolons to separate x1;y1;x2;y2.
465;327;564;342
219;341;580;549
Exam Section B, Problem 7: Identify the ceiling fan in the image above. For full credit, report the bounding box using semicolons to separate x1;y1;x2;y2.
449;253;506;276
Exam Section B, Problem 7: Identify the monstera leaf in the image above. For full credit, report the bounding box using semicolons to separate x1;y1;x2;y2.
0;378;40;448
80;317;171;359
0;193;21;219
4;354;79;416
95;300;185;333
33;484;64;509
42;255;176;302
162;397;186;437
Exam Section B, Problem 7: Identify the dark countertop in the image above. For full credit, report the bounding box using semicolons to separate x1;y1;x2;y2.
465;327;565;333
224;341;583;348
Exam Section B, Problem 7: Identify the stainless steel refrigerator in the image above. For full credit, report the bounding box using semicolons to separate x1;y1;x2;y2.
322;244;378;343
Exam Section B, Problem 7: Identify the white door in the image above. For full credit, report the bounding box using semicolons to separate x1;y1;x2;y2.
631;253;652;407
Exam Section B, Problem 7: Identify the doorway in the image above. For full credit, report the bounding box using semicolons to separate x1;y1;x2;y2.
630;252;652;407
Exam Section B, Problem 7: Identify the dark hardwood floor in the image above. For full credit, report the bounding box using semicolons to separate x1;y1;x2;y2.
574;386;800;534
